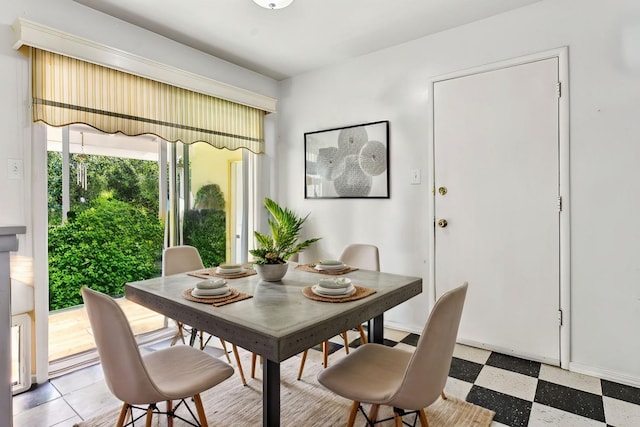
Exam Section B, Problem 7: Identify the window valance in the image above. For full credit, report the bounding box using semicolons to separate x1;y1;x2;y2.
32;48;265;153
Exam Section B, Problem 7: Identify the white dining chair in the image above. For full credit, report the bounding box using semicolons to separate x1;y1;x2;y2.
297;244;379;380
81;287;235;427
318;282;468;426
163;245;247;385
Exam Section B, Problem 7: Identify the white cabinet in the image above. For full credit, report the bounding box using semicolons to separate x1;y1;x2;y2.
1;226;26;427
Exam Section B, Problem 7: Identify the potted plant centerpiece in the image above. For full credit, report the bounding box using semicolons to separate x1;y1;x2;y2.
249;198;320;281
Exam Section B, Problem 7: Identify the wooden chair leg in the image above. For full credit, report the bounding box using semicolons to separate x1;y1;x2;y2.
341;331;350;354
199;330;205;350
123;405;132;425
347;401;360;427
145;405;154;427
231;344;247;385
322;341;329;368
358;324;368;344
441;391;447;400
368;404;380;423
393;409;403;427
298;350;308;380
251;352;258;379
193;394;209;427
166;400;173;427
418;409;429;427
219;338;233;363
116;403;128;427
171;321;185;346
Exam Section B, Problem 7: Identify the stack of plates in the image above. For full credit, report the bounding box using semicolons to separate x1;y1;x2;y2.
314;260;347;271
311;277;356;298
191;278;231;298
216;263;245;275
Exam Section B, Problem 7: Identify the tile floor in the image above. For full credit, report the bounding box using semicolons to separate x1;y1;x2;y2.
12;328;640;426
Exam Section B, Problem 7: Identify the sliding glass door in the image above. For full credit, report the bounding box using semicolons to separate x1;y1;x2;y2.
42;125;256;375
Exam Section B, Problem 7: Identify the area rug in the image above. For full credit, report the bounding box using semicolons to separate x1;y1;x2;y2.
75;352;494;426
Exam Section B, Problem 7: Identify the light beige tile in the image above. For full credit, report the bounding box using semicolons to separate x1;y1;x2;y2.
490;421;510;427
604;396;640;427
52;415;83;427
63;380;121;420
539;364;602;395
443;376;472;400
528;402;606;427
453;343;491;364
383;327;411;342
50;363;105;396
474;365;538;401
13;397;77;427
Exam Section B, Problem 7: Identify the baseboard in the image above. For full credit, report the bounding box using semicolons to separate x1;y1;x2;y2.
383;320;422;335
570;362;640;389
456;338;560;367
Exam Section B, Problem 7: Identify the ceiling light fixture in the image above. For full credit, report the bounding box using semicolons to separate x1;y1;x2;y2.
252;0;293;10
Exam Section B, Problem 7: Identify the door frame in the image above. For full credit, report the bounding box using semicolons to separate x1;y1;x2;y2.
427;47;571;368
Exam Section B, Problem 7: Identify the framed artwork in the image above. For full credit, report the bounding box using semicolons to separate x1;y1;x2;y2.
304;120;389;199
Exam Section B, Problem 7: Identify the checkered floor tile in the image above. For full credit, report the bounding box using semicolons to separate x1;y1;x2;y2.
313;328;640;426
13;327;640;426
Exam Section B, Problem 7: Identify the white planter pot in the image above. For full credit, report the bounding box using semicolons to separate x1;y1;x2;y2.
254;262;289;282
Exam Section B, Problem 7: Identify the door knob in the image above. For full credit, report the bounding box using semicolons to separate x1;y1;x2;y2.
437;219;448;228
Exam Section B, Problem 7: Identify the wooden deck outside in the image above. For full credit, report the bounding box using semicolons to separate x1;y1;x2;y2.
48;298;167;362
10;255;168;363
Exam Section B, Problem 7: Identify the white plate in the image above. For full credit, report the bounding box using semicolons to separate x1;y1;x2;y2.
216;267;245;275
314;263;347;271
311;285;356;298
318;278;352;289
196;279;227;289
191;287;230;298
315;283;355;295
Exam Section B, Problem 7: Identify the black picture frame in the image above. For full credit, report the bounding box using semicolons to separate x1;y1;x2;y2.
304;120;389;199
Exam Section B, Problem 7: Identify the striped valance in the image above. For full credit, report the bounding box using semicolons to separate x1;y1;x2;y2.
32;48;265;153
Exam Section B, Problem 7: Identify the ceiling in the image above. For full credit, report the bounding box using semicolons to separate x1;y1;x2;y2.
74;0;543;81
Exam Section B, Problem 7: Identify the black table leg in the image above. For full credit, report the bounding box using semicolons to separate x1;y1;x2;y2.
263;358;280;427
369;314;384;344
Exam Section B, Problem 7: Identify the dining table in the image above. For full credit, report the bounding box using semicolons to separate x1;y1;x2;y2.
125;262;422;427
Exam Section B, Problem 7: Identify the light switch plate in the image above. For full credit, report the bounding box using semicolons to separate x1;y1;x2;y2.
410;169;421;185
8;159;23;180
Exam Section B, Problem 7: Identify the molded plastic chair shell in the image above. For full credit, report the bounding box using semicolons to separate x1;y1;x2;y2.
296;244;380;380
339;243;380;271
162;245;248;385
317;282;468;426
163;245;205;276
81;287;234;425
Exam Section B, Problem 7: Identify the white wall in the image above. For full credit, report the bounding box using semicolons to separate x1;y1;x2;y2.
0;0;279;384
0;0;279;234
277;0;640;385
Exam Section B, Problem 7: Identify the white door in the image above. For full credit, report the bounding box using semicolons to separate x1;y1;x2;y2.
433;57;561;364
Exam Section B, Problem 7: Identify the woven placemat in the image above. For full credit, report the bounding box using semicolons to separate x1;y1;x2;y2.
302;285;376;303
296;263;358;275
182;288;253;307
187;267;257;280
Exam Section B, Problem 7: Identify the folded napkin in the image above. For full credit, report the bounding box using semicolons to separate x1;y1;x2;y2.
216;264;245;274
196;279;228;290
218;263;242;269
191;286;230;297
318;278;351;289
319;260;343;266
